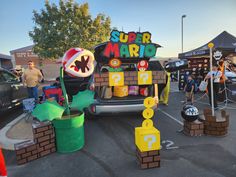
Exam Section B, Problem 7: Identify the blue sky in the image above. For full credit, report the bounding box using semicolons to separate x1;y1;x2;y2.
0;0;236;57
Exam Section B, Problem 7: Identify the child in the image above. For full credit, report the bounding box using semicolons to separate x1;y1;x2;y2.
184;75;195;104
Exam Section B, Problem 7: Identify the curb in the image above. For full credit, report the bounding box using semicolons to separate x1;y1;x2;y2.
0;113;32;150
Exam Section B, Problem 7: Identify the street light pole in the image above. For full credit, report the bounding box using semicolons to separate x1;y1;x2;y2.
181;15;186;53
179;15;186;85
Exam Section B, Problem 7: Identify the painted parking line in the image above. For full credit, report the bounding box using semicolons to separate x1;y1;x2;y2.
158;108;183;125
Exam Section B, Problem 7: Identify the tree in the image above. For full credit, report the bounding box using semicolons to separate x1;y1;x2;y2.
29;0;111;59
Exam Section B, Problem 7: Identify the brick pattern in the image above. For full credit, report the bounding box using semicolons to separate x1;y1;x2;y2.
183;120;204;136
203;109;229;136
136;147;160;169
15;121;56;165
94;71;166;86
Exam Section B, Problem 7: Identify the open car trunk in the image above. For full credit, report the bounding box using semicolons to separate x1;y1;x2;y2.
94;62;154;103
95;85;154;103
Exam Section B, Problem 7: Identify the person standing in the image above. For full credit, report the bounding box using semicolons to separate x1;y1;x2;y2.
184;75;195;104
23;61;43;102
204;65;222;109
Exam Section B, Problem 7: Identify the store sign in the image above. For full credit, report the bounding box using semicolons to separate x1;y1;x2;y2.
213;50;222;60
103;30;157;58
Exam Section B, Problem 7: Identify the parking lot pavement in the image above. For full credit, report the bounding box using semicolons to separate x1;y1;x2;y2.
3;91;236;177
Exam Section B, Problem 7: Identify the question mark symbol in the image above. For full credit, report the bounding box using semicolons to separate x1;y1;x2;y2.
144;134;156;149
140;73;148;83
112;74;121;84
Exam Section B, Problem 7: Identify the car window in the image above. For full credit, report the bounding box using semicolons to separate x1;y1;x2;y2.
2;71;18;82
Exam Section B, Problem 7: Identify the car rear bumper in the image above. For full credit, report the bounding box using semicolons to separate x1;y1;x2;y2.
89;102;157;115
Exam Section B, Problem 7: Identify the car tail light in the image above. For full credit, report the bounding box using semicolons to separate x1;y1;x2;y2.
91;105;96;113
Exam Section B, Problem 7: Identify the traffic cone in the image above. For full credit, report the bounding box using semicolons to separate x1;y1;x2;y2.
0;148;7;177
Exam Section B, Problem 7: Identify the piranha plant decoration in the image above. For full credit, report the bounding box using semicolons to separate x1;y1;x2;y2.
33;48;95;153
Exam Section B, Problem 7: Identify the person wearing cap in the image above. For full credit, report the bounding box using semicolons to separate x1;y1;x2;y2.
23;61;43;102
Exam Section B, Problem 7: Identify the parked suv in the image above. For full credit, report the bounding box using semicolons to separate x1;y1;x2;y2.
0;68;27;113
86;59;166;115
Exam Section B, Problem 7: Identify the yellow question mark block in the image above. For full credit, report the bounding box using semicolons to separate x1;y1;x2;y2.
138;71;152;85
109;72;124;86
135;120;161;152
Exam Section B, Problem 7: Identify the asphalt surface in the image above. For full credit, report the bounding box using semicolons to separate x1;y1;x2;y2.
2;88;236;177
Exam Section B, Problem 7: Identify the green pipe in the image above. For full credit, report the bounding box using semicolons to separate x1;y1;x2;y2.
60;67;70;115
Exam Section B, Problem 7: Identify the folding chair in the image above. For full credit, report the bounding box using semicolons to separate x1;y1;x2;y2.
22;98;35;122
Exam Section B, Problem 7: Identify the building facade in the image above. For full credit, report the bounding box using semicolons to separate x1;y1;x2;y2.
0;53;13;70
10;45;60;80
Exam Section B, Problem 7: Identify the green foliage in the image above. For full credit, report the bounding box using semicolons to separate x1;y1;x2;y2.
29;0;111;59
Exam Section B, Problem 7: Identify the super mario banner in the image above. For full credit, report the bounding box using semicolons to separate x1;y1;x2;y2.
103;30;160;59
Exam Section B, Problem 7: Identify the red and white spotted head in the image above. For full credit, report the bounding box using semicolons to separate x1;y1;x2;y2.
62;48;95;77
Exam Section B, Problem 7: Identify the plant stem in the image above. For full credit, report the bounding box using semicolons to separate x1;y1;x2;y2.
60;67;70;115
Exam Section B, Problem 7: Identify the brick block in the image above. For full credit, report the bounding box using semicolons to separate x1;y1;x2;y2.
16;148;26;155
140;163;148;169
152;80;158;84
143;156;153;163
44;129;53;135
148;150;160;156
15;121;56;165
37;135;50;143
51;147;56;153
95;83;101;87
44;143;55;150
40;150;51;157
153;75;159;80
126;77;134;81
191;124;200;130
129;71;137;76
22;152;32;158
95;78;104;82
130;81;137;85
124;81;129;85
39;140;50;147
124;72;129;77
194;130;204;135
36;126;49;133
32;150;38;155
101;82;109;86
17;159;27;165
153;155;161;162
101;73;108;77
26;144;37;152
136;148;148;157
37;145;44;153
27;154;38;162
152;71;157;75
34;132;44;138
94;73;100;78
148;161;160;168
